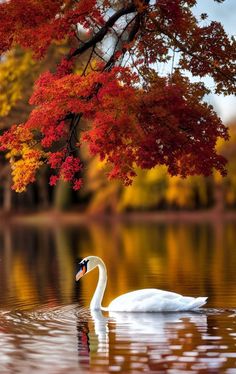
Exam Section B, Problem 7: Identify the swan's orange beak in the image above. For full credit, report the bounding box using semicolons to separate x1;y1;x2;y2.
75;265;86;281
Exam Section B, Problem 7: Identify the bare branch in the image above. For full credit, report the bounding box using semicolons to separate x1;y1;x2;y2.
70;4;137;58
81;45;95;76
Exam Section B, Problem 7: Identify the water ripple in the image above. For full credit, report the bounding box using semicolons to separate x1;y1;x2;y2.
0;304;91;373
1;306;236;373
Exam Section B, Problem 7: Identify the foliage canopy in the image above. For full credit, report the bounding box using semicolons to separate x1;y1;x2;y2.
0;0;235;192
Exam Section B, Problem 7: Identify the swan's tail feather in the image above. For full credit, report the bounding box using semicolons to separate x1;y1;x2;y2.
190;297;208;310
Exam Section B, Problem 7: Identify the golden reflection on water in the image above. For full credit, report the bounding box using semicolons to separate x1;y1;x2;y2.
1;221;236;372
1;221;236;309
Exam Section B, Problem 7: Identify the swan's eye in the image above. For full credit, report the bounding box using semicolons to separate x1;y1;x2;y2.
78;259;88;267
80;259;89;271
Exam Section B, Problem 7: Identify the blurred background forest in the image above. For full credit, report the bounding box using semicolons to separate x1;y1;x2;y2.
0;44;236;216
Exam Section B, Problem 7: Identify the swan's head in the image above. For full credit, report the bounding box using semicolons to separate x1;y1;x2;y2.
75;256;99;281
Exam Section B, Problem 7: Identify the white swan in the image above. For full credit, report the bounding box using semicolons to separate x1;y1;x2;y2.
76;256;207;312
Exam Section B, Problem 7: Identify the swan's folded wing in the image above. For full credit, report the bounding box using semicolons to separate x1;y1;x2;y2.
107;289;207;312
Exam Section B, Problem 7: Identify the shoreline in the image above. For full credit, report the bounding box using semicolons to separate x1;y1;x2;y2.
1;209;236;226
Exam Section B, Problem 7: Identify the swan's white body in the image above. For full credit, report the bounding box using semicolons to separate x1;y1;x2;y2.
106;289;207;312
76;256;207;312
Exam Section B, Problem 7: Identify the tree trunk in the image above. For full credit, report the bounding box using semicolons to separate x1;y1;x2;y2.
38;168;50;209
3;168;12;212
213;182;225;213
53;180;72;211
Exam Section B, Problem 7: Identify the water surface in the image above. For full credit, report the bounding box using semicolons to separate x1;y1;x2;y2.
1;220;236;372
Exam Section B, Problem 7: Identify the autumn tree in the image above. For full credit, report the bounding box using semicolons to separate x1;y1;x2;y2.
0;0;235;192
0;44;71;210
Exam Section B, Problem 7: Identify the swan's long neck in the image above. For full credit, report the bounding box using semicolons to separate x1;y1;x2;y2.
90;258;107;310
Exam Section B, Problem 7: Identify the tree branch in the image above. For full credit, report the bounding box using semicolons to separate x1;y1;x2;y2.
103;12;142;73
70;4;137;58
148;15;235;86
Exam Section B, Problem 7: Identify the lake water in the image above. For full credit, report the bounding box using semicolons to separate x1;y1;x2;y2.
1;219;236;373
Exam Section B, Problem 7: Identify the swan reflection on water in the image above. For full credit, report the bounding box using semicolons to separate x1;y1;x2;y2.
77;308;209;372
90;308;207;344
